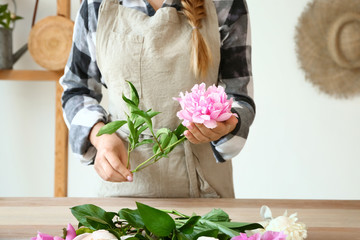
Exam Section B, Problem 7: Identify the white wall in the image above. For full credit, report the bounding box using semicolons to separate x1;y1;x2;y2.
1;0;359;199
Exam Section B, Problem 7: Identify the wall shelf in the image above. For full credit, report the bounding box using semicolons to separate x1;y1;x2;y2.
0;70;63;81
0;68;69;198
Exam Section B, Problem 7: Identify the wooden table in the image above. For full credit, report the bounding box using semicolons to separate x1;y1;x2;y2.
0;198;359;239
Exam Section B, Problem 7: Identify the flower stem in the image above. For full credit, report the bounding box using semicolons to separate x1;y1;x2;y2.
131;136;186;173
150;129;164;153
126;144;131;169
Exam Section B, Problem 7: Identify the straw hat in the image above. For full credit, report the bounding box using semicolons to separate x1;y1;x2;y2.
295;0;360;98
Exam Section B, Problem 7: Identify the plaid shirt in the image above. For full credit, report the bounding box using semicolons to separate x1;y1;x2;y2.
60;0;255;165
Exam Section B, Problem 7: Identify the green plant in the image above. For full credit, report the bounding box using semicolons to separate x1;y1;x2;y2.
0;4;22;29
97;81;187;173
70;202;264;240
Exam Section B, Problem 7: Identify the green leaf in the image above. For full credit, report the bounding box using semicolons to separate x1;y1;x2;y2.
178;216;201;234
199;219;239;237
135;139;154;148
122;93;139;112
0;4;8;13
126;81;139;107
132;110;153;132
214;222;264;232
127;116;136;149
136;202;176;237
156;128;172;138
118;208;145;228
153;143;160;155
174;124;187;138
97;120;127;136
86;216;112;229
75;227;94;236
193;229;219;240
165;134;178;154
108;228;125;240
70;204;116;230
202;209;230;222
175;231;189;240
134;110;160;129
135;125;148;142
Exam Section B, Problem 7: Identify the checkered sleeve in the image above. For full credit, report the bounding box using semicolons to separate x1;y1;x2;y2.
211;0;256;162
59;0;107;165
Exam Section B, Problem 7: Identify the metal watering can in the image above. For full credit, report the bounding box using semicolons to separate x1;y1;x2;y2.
0;28;27;69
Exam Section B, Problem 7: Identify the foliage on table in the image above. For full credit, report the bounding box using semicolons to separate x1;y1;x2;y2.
70;202;263;240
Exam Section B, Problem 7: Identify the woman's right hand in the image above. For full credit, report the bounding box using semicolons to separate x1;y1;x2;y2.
89;122;133;182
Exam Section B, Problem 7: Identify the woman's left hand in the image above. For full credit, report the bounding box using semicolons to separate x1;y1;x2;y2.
184;115;238;144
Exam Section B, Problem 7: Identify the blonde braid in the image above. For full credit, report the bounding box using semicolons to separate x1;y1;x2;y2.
181;0;212;80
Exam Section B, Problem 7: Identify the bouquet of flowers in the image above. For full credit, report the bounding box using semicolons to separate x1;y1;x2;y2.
31;203;307;240
97;82;236;173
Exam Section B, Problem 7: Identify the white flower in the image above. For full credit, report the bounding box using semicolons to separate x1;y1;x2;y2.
73;230;117;240
247;206;307;240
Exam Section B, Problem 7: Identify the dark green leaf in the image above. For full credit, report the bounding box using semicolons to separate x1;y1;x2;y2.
199;219;239;237
126;81;139;107
0;4;8;13
136;202;175;237
97;120;127;136
108;228;124;240
215;222;263;232
178;216;201;234
174;124;187;138
86;216;112;229
118;208;144;228
70;204;116;230
175;231;189;240
202;209;230;222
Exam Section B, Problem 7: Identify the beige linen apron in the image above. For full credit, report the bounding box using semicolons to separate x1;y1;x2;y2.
96;0;234;198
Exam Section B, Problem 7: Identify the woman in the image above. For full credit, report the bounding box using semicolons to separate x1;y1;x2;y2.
60;0;255;198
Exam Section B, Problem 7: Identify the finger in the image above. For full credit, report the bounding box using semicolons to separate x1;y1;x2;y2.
213;116;238;135
106;151;133;182
184;130;200;144
194;123;220;141
187;123;211;142
95;156;127;182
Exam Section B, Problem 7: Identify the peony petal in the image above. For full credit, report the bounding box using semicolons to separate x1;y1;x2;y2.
216;112;233;122
66;224;76;240
192;115;205;123
210;110;221;119
201;115;211;121
261;231;287;240
203;120;217;129
37;233;55;240
54;237;64;240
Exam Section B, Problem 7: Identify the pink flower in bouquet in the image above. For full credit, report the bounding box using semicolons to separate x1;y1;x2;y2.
231;231;287;240
32;224;76;240
174;83;236;129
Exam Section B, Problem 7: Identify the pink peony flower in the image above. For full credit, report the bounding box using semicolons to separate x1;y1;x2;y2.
173;83;236;129
32;224;76;240
231;231;287;240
